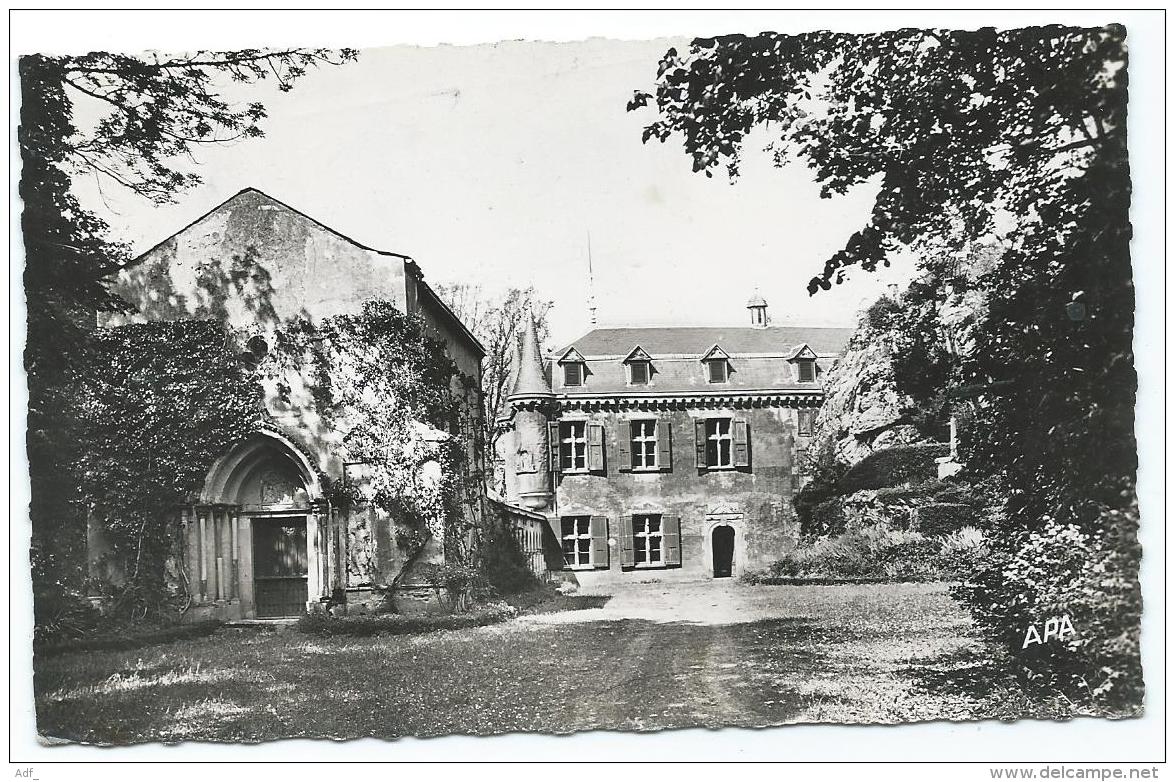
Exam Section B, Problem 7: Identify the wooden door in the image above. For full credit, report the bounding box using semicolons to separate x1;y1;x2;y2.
252;516;309;617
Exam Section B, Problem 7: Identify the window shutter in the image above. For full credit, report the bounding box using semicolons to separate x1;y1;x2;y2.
588;423;606;472
617;423;631;472
590;515;609;568
657;421;672;471
695;418;707;468
662;515;681;566
619;514;635;567
733;418;750;468
548;422;561;475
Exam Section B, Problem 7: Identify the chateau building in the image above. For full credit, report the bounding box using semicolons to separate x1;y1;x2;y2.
499;298;851;583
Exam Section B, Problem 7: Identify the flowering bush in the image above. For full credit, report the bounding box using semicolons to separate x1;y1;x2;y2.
955;500;1142;713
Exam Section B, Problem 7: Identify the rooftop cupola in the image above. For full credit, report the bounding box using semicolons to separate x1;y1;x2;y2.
747;292;768;328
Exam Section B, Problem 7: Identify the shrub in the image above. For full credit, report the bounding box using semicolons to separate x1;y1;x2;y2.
296;602;516;637
794;437;850;536
767;526;942;581
917;503;978;536
799;497;847;538
759;523;992;584
35;620;222;656
837;443;949;493
873;480;949;504
502;582;610;614
479;524;539;596
935;526;988;580
33;585;100;644
420;562;485;613
955;503;1142;714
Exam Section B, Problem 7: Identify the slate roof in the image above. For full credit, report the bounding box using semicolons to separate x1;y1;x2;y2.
559;326;853;358
510;316;554;400
549;325;853;397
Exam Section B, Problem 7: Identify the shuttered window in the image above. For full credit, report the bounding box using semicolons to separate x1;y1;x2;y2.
732;419;750;467
695;417;750;470
564;362;584;386
560;517;608;570
590;515;609;568
797;409;816;437
620;513;680;568
628;361;650;385
662;515;681;565
561;516;592;568
656;420;672;471
559;422;588;471
632;514;663;566
630;420;658;470
619;514;635;567
587;423;606;472
706;418;733;467
622;420;672;472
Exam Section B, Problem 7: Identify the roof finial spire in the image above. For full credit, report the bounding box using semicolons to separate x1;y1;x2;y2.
587;230;598;327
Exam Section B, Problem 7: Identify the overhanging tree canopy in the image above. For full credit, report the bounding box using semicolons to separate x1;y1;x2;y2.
630;25;1126;293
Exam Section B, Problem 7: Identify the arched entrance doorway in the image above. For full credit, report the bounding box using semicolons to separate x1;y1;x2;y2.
190;429;328;619
712;525;735;578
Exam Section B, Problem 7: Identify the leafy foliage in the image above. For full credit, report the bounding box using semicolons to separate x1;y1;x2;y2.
633;25;1124;293
794;436;848;537
32;584;101;644
754;525;957;582
478;522;540;597
19;47;355;595
433;284;553;458
74;320;263;614
28;49;356;202
72;300;478;618
266;301;473;565
837;443;949;493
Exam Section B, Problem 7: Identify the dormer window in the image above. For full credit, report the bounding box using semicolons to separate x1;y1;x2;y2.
787;344;818;384
557;347;588;388
564;363;584;386
623;346;654;387
797;359;816;383
701;344;731;384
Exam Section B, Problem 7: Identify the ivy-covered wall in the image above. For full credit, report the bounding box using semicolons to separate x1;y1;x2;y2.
75;189;488;618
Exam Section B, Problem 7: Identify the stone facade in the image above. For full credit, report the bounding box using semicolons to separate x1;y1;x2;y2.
499;301;851;585
90;188;485;619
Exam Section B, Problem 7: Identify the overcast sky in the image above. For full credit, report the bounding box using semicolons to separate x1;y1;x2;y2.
72;36;918;347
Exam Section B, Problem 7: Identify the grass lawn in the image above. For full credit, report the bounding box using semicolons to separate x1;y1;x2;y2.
32;582;1075;744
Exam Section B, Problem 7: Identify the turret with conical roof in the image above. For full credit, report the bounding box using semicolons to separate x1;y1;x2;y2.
502;314;555;512
508;316;555;404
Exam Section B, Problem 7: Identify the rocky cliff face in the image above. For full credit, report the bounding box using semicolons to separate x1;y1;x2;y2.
814;331;923;465
813;245;996;467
